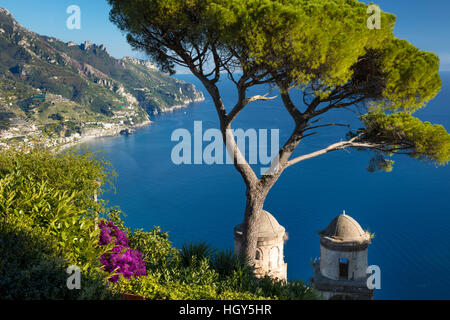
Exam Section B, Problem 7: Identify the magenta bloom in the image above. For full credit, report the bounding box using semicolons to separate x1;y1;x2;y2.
99;221;129;247
98;221;146;283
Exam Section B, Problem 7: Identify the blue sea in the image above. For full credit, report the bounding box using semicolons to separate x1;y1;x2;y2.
84;73;450;300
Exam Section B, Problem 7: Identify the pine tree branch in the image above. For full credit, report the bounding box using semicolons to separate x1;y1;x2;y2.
285;135;380;167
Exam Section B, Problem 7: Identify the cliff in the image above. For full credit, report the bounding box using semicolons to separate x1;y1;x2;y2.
0;8;204;148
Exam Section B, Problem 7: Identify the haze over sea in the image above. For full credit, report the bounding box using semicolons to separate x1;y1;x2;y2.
84;73;450;300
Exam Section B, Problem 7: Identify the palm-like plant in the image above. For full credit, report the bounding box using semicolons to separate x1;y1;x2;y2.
179;242;215;268
212;249;250;278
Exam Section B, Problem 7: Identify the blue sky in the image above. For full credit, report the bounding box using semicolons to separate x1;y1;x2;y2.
1;0;450;71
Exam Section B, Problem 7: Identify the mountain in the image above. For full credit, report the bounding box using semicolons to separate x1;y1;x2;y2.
0;8;204;147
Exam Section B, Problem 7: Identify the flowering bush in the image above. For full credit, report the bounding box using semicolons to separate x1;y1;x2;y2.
99;220;129;247
99;221;146;283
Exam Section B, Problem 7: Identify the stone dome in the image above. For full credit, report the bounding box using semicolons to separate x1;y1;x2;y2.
235;210;285;238
234;210;287;281
319;212;370;244
259;210;285;236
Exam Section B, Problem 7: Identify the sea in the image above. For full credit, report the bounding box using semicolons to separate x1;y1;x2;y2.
83;72;450;300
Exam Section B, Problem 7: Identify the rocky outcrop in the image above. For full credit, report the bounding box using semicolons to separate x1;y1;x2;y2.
80;63;108;79
80;40;93;51
0;8;12;17
122;56;157;70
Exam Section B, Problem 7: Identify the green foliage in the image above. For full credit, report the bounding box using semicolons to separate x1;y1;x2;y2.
128;227;180;271
114;273;271;300
108;0;390;85
109;0;208;74
0;148;317;300
112;249;222;299
0;119;10;131
180;242;216;267
113;232;317;300
49;113;64;121
0;214;116;300
217;264;319;300
42;121;83;138
366;154;394;173
378;38;441;112
169;257;220;285
0;158;113;272
0;147;116;216
112;252;318;300
250;277;319;300
362;109;450;166
108;0;447;173
212;249;248;278
103;207;131;234
0;148;118;299
113;274;219;300
221;0;393;87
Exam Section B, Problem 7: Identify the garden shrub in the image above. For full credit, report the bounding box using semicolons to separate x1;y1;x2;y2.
179;242;215;268
128;227;179;271
212;249;248;279
0;147;116;217
98;220;147;283
0;171;109;272
0;214;115;300
0;148;318;300
0;149;117;299
112;239;319;300
113;275;218;300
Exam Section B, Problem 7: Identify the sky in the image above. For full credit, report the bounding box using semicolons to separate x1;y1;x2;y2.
1;0;450;71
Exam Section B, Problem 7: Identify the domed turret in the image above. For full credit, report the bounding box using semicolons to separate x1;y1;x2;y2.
234;211;287;281
319;211;371;249
311;210;374;300
257;210;286;237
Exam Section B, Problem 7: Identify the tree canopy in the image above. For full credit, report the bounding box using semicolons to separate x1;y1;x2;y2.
108;0;450;263
108;0;448;171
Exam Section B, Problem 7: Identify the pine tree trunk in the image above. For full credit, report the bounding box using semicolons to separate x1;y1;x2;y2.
200;78;275;267
240;186;269;266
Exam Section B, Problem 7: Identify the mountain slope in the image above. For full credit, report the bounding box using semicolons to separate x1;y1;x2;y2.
0;8;204;147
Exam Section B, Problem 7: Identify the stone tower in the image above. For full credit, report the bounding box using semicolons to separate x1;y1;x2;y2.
234;210;287;281
311;211;374;300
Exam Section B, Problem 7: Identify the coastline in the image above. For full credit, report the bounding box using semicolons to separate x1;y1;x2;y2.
58;98;205;151
152;96;205;115
0;96;206;152
57;119;153;151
